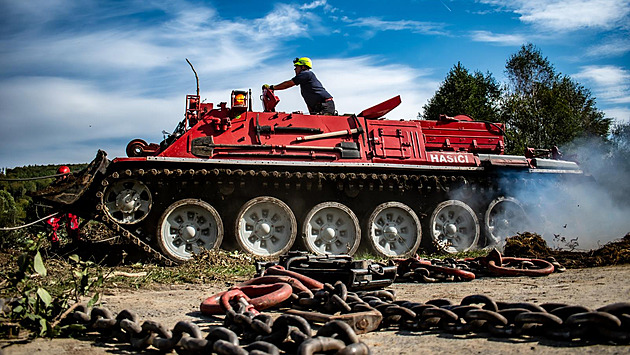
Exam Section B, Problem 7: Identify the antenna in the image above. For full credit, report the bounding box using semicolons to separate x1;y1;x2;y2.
186;58;199;97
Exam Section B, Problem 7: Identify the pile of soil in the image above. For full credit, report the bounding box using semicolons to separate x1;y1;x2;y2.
503;232;630;268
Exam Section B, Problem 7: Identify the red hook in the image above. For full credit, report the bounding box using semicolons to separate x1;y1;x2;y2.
200;283;293;316
239;275;314;297
483;249;555;277
262;265;324;290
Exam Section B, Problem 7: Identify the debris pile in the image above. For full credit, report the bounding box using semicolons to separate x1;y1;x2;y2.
504;232;630;268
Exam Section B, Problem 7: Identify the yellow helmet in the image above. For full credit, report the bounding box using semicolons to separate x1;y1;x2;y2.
293;57;312;69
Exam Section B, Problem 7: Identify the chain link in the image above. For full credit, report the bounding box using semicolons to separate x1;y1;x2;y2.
352;292;630;344
64;297;370;354
394;250;562;283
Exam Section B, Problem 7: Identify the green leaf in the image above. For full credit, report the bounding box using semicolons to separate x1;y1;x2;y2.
69;254;80;263
37;287;52;308
33;251;47;277
39;318;48;336
87;293;100;308
13;305;23;314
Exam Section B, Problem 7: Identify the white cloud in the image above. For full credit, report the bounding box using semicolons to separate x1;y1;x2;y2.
1;31;174;72
0;77;181;168
573;65;630;104
342;16;447;36
0;57;438;169
315;57;437;119
231;56;438;119
586;38;630;57
470;30;527;45
480;0;630;31
300;0;332;11
605;107;630;123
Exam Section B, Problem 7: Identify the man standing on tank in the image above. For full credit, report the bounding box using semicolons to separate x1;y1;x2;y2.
264;57;335;115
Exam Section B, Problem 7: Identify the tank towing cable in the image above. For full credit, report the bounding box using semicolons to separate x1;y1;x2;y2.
0;212;59;231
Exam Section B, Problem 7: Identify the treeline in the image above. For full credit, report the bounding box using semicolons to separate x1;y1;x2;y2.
421;43;617;155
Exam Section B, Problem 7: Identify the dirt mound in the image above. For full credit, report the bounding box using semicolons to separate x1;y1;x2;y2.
504;232;630;268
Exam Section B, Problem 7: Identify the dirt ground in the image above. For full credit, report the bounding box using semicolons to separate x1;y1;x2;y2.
3;264;630;355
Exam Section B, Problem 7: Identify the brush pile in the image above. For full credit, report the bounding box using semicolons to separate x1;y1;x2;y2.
504;232;630;268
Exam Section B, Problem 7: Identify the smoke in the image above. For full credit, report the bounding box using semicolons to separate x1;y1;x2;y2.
497;136;630;251
443;135;630;251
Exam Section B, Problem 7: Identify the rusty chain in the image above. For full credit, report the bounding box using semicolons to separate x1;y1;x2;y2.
60;270;628;354
394;249;566;283
355;292;630;344
63;298;370;355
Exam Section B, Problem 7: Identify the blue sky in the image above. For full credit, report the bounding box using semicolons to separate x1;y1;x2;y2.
1;0;629;169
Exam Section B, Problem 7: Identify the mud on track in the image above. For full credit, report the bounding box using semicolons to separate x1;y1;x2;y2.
4;264;629;355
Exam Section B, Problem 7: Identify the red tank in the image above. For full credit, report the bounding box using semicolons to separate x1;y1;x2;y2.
34;87;583;264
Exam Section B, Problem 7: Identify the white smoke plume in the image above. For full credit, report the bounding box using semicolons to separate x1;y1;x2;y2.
498;136;630;251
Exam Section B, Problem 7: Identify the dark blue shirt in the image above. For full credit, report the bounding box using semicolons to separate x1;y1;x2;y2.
292;70;332;112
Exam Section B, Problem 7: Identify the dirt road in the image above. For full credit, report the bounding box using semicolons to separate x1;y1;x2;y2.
4;265;630;354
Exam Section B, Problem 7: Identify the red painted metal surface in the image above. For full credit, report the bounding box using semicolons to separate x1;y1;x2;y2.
359;95;401;119
117;91;518;169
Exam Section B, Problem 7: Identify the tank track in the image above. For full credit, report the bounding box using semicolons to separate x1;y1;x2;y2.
93;165;553;264
95;171;175;266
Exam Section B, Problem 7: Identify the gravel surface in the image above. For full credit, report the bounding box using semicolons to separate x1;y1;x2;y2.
3;265;630;355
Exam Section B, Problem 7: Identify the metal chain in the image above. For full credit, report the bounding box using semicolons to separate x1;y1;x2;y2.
59;265;629;354
355;292;630;344
63;302;370;354
394;250;564;283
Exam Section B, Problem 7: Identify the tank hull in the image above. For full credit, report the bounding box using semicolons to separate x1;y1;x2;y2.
32;92;586;263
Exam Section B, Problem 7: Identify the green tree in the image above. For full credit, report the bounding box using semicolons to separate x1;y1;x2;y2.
610;121;630;154
0;189;18;226
421;62;501;121
500;44;611;154
0;189;20;248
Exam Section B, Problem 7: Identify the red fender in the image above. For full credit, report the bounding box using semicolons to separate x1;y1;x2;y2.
200;283;293;316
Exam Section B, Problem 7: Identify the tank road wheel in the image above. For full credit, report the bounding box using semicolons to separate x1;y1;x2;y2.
235;197;297;257
429;200;480;253
302;202;361;256
484;196;528;247
367;202;421;258
157;199;224;263
103;179;152;224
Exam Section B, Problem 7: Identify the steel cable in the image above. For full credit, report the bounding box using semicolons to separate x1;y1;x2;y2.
0;212;59;231
0;172;71;181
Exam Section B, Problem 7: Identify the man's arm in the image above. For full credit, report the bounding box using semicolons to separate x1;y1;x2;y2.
272;80;295;91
